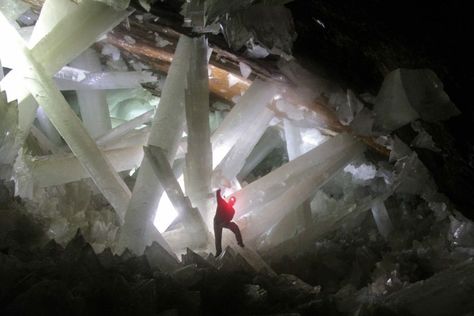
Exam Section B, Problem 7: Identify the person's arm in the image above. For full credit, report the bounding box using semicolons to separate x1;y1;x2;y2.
216;189;225;207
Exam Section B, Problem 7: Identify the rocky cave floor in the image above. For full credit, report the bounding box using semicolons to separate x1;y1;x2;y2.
2;178;474;316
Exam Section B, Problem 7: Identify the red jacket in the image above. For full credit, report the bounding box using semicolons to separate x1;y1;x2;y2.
215;189;235;223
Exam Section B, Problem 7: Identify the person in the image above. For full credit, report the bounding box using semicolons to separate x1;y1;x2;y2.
214;188;244;257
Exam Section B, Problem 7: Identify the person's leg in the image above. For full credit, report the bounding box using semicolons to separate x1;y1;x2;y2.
224;221;244;247
214;219;223;256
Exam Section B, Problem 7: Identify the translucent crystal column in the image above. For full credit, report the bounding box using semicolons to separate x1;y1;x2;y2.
54;69;156;90
237;127;282;181
27;146;143;188
145;146;208;243
117;35;192;255
370;198;393;239
96;109;154;148
0;0;130;161
184;36;213;227
36;106;62;146
236;139;365;241
265;118;314;240
0;12;131;221
71;48;111;138
211;79;278;168
232;133;359;218
213;106;275;188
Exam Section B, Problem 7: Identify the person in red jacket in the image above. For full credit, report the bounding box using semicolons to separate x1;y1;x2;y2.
214;188;244;256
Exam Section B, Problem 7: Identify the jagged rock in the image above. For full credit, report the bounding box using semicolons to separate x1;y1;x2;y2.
182;247;215;270
40;239;63;259
121;255;152;278
3;280;78;315
172;264;204;288
144;241;180;272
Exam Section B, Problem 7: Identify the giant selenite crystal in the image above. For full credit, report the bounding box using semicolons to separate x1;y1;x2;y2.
211;80;278;168
0;0;130;163
232;133;359;218
19;146;143;189
262;119;315;247
235;135;365;242
237;127;282;181
374;68;460;132
212;101;275;188
0;11;131;220
117;35;192;255
184;36;213;226
145;146;209;249
71;49;112;138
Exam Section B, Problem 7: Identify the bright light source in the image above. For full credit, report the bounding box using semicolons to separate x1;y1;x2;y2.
153;192;179;232
153;174;185;233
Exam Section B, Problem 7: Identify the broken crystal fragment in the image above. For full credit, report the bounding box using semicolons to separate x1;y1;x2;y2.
239;62;252;79
370;198;393;239
374;69;460;132
410;121;441;152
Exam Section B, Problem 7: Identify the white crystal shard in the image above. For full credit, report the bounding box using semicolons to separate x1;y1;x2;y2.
22;146;143;188
211;79;278;168
344;163;377;181
70;48;112;138
370;198;393;239
239;62;252;79
184;36;213;226
101;43;121;61
389;136;412;163
145;146;208;244
410;121;441;152
154;33;172;48
0;12;131;220
117;35;192;255
213;106;275;188
238;127;282;180
374;69;421;131
262;119;320;247
233;133;359;218
374;69;459;132
55;66;89;82
54;70;157;90
96;109;154;148
331;89;364;125
35;106;62;146
236;137;365;241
